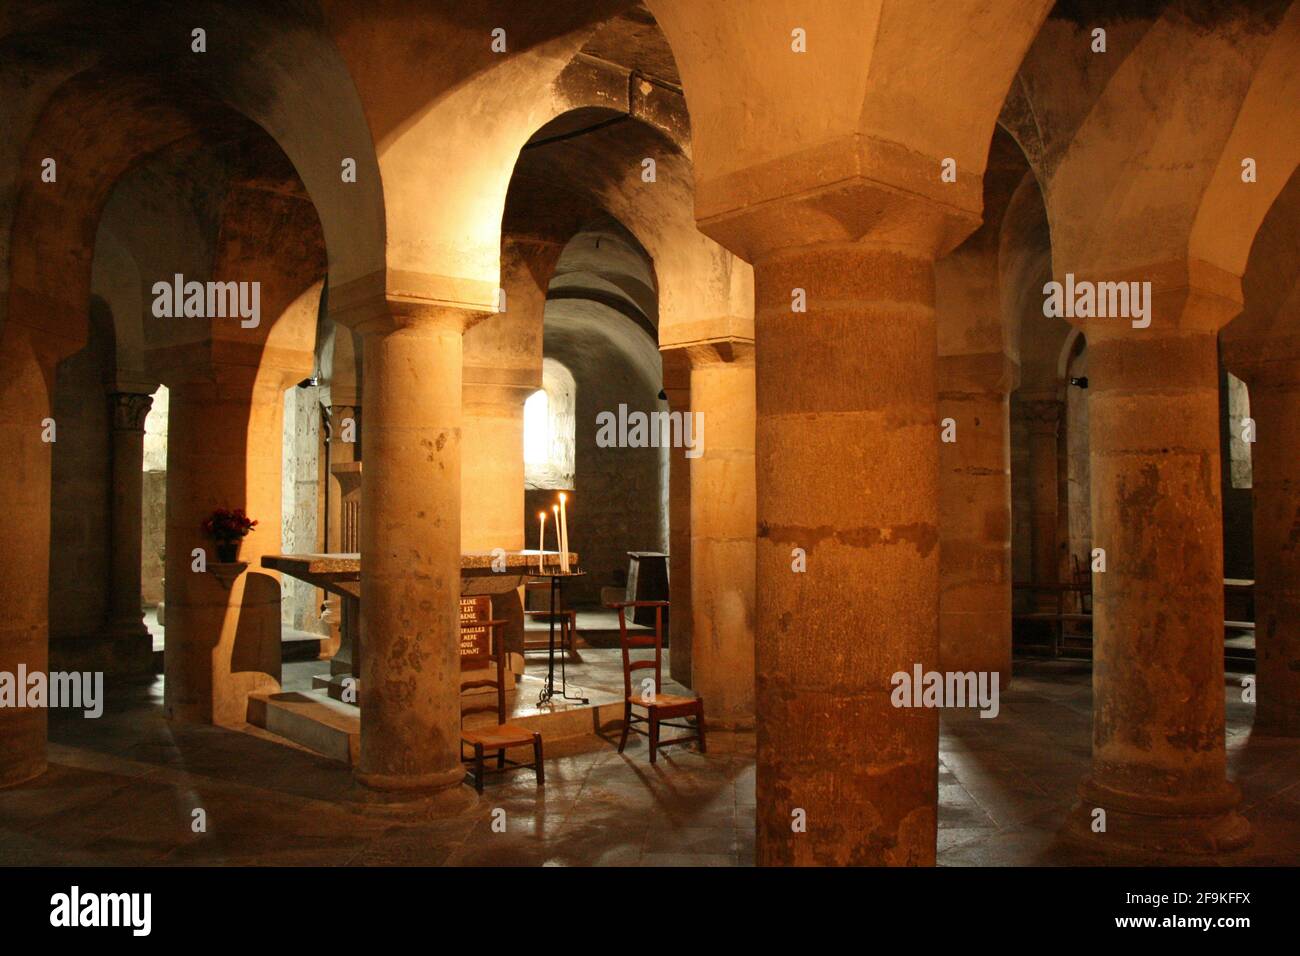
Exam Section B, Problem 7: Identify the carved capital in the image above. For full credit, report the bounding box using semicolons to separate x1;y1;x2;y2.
110;392;153;432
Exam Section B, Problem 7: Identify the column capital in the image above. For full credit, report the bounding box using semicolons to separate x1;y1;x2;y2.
1053;257;1243;339
684;337;755;369
697;172;982;265
462;380;536;416
462;365;541;394
660;346;691;411
1223;333;1300;389
109;391;154;432
329;270;493;336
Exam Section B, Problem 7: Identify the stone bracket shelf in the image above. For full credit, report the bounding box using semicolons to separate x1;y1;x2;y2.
208;561;249;589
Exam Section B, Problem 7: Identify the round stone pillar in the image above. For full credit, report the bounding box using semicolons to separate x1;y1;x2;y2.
106;391;154;671
753;241;944;865
938;354;1014;679
661;349;694;688
0;326;52;788
355;304;470;796
1240;362;1300;736
1066;280;1249;854
687;341;756;730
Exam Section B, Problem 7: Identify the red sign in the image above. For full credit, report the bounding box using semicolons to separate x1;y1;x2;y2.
459;596;492;670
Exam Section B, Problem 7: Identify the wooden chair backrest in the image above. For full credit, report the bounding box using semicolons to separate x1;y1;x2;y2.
606;600;667;699
460;619;509;724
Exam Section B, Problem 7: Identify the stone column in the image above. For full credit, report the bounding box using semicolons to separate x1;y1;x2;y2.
354;302;472;797
746;208;969;865
1239;361;1300;736
1022;395;1062;597
163;374;284;726
1065;272;1249;853
105;390;154;671
938;354;1014;679
687;341;756;728
0;325;52;788
661;347;693;687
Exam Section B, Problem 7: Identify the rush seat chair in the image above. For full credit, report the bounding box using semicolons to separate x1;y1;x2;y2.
605;599;705;764
460;619;544;792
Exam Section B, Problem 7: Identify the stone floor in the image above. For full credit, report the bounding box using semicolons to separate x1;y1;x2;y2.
0;657;1296;866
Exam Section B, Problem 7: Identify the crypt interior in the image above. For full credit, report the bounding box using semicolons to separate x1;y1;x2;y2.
1;0;1299;868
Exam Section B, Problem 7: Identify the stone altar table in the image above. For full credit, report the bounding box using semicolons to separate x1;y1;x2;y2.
261;550;577;701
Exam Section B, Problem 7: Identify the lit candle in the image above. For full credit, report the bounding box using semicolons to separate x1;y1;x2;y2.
537;511;547;573
559;492;570;573
552;504;560;574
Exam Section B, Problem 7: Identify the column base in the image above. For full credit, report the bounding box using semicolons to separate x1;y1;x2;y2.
1062;775;1252;857
705;717;757;736
49;625;153;676
0;757;47;790
346;767;477;818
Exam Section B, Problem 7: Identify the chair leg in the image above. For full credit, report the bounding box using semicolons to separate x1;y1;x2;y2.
649;708;659;765
497;748;506;769
533;733;544;786
473;743;485;794
618;700;631;753
696;702;707;754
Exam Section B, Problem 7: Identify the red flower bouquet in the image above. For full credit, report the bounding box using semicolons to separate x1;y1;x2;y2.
202;508;257;562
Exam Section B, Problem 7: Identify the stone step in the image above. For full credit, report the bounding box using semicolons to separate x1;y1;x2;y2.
281;628;328;662
247;689;360;765
248;680;627;765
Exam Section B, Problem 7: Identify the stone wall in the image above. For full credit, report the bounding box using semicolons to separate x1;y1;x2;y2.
525;350;668;607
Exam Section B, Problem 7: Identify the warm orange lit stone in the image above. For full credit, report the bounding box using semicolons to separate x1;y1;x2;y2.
1063;272;1250;855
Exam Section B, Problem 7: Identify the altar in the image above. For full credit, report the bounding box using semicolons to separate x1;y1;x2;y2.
261;550;575;703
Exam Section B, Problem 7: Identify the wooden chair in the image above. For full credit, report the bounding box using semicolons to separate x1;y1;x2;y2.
522;579;578;658
605;599;705;764
460;619;544;793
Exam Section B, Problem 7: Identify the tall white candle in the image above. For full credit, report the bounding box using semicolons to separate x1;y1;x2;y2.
552;504;560;574
537;511;546;573
559;492;570;573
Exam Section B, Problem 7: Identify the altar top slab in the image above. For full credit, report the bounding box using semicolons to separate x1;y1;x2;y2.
261;551;579;598
262;551;577;573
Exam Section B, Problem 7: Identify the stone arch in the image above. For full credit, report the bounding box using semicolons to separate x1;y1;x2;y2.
509;105;752;347
644;0;1054;256
2;55;335;753
1221;162;1300;736
1009;1;1298;281
1189;0;1300;282
0;1;386;335
319;0;632;312
539;219;668;604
